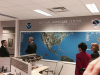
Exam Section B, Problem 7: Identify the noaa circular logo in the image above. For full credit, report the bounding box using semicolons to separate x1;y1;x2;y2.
26;23;32;29
91;18;100;28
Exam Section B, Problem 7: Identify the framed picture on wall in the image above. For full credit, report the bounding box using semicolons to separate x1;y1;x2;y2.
8;38;13;47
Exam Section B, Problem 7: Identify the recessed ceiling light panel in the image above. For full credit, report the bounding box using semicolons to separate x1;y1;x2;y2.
33;9;52;16
86;4;99;13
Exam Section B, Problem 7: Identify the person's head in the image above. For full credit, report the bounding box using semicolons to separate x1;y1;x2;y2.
91;43;99;52
28;37;34;43
1;40;7;46
78;42;87;52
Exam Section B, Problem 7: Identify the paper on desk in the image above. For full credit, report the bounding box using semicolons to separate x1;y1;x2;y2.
34;64;43;67
3;72;12;75
31;70;37;74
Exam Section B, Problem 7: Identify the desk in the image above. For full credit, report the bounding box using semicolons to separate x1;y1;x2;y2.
0;73;4;75
32;66;49;75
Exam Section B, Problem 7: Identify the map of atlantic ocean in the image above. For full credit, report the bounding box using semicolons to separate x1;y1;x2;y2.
20;32;100;62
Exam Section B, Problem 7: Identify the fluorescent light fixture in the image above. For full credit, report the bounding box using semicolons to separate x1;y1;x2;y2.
33;9;52;16
86;4;99;13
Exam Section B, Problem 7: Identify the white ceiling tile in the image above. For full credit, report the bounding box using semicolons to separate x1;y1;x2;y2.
80;0;100;4
19;17;38;20
20;11;52;18
8;6;29;11
0;16;14;21
95;3;100;12
34;8;63;18
73;10;91;14
29;0;54;3
56;11;76;17
66;5;88;12
0;0;17;7
5;0;33;5
0;0;97;21
38;1;62;8
0;11;37;20
0;7;14;13
6;12;26;17
20;9;62;18
96;3;100;7
72;10;92;16
0;10;31;18
66;5;99;16
15;15;37;20
22;4;43;10
92;13;100;15
44;13;62;18
56;0;82;7
77;14;93;16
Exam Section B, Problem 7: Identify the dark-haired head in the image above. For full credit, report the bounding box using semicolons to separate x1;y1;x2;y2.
78;42;87;51
1;40;6;46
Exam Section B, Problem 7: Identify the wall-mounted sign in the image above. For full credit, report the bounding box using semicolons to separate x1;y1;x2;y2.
39;19;81;28
91;18;100;28
26;23;32;29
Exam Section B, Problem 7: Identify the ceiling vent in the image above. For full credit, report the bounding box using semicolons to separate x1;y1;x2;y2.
0;13;18;19
48;7;68;12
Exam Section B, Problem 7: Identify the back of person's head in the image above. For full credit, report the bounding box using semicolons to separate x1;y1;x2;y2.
78;42;87;51
1;40;6;46
29;37;34;41
91;43;99;51
28;37;34;43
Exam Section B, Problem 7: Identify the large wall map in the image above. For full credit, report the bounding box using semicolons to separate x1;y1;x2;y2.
20;32;100;62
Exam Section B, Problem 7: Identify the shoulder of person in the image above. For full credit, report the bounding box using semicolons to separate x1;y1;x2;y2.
1;46;5;48
87;53;92;58
86;52;91;55
30;42;33;45
91;52;97;55
93;51;99;56
76;53;80;57
76;52;87;56
28;44;31;46
91;53;94;55
91;53;95;58
31;42;36;45
95;51;99;54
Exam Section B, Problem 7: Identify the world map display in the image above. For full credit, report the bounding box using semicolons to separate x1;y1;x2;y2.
20;32;100;62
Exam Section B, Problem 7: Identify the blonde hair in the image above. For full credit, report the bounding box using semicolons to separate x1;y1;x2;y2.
91;43;99;51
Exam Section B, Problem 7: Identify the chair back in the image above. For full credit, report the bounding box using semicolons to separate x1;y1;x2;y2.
59;62;76;75
55;61;63;75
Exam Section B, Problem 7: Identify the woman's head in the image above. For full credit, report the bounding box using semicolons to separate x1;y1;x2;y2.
78;42;87;52
91;43;99;52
